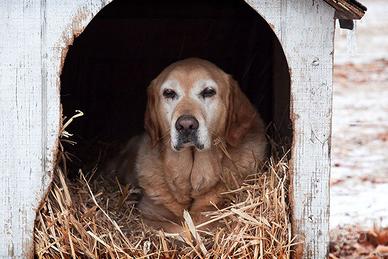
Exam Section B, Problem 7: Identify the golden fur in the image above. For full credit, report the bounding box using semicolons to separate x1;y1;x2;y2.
109;58;267;232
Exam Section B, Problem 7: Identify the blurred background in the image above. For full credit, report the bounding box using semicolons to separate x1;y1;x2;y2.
330;0;388;257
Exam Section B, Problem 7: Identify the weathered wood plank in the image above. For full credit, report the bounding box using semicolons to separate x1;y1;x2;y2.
0;1;44;257
285;2;334;258
0;1;111;257
247;1;334;258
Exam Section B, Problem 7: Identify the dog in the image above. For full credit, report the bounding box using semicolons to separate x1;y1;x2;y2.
108;58;267;232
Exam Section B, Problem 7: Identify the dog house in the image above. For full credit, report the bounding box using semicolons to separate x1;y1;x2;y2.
0;0;366;258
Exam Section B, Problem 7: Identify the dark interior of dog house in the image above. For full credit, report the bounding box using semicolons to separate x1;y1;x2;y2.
60;0;291;176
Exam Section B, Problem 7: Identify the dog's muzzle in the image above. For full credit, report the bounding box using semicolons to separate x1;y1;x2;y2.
174;115;203;150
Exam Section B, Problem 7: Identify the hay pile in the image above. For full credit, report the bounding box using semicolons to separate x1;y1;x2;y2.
34;114;295;258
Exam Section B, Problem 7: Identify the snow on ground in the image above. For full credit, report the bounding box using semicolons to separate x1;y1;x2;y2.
334;0;388;64
331;0;388;229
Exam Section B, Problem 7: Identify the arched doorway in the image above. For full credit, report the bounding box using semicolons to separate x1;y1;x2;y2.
60;0;291;174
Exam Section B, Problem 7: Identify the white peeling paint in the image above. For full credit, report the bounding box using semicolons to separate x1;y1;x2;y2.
0;0;112;257
248;1;335;258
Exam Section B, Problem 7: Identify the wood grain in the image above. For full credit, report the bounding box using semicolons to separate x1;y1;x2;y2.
248;1;334;258
0;1;111;257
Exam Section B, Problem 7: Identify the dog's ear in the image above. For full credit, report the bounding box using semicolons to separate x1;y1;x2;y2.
144;81;161;146
225;76;258;147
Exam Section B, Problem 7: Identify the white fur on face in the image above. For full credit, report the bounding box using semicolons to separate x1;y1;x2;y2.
189;79;218;150
160;79;183;150
160;79;219;151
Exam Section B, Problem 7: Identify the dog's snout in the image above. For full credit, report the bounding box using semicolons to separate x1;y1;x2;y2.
175;115;199;132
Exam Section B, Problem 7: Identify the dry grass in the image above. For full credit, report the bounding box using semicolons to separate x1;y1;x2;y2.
34;114;295;258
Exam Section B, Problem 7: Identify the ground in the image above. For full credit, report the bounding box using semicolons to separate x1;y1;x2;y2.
331;60;388;228
329;0;388;257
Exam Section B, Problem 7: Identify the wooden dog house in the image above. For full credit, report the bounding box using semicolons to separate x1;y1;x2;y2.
0;0;365;258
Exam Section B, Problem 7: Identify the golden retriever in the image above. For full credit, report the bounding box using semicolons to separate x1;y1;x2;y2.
109;58;267;232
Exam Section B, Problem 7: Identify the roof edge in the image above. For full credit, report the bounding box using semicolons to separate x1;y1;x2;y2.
324;0;366;20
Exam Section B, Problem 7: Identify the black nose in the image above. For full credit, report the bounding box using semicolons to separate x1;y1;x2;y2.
175;115;199;132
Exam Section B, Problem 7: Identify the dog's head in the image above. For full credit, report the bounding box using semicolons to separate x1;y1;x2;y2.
145;58;257;151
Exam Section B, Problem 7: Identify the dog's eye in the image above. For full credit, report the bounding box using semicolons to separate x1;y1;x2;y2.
200;87;216;98
163;89;177;99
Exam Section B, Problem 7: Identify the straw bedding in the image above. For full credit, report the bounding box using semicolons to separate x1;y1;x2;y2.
34;114;295;258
